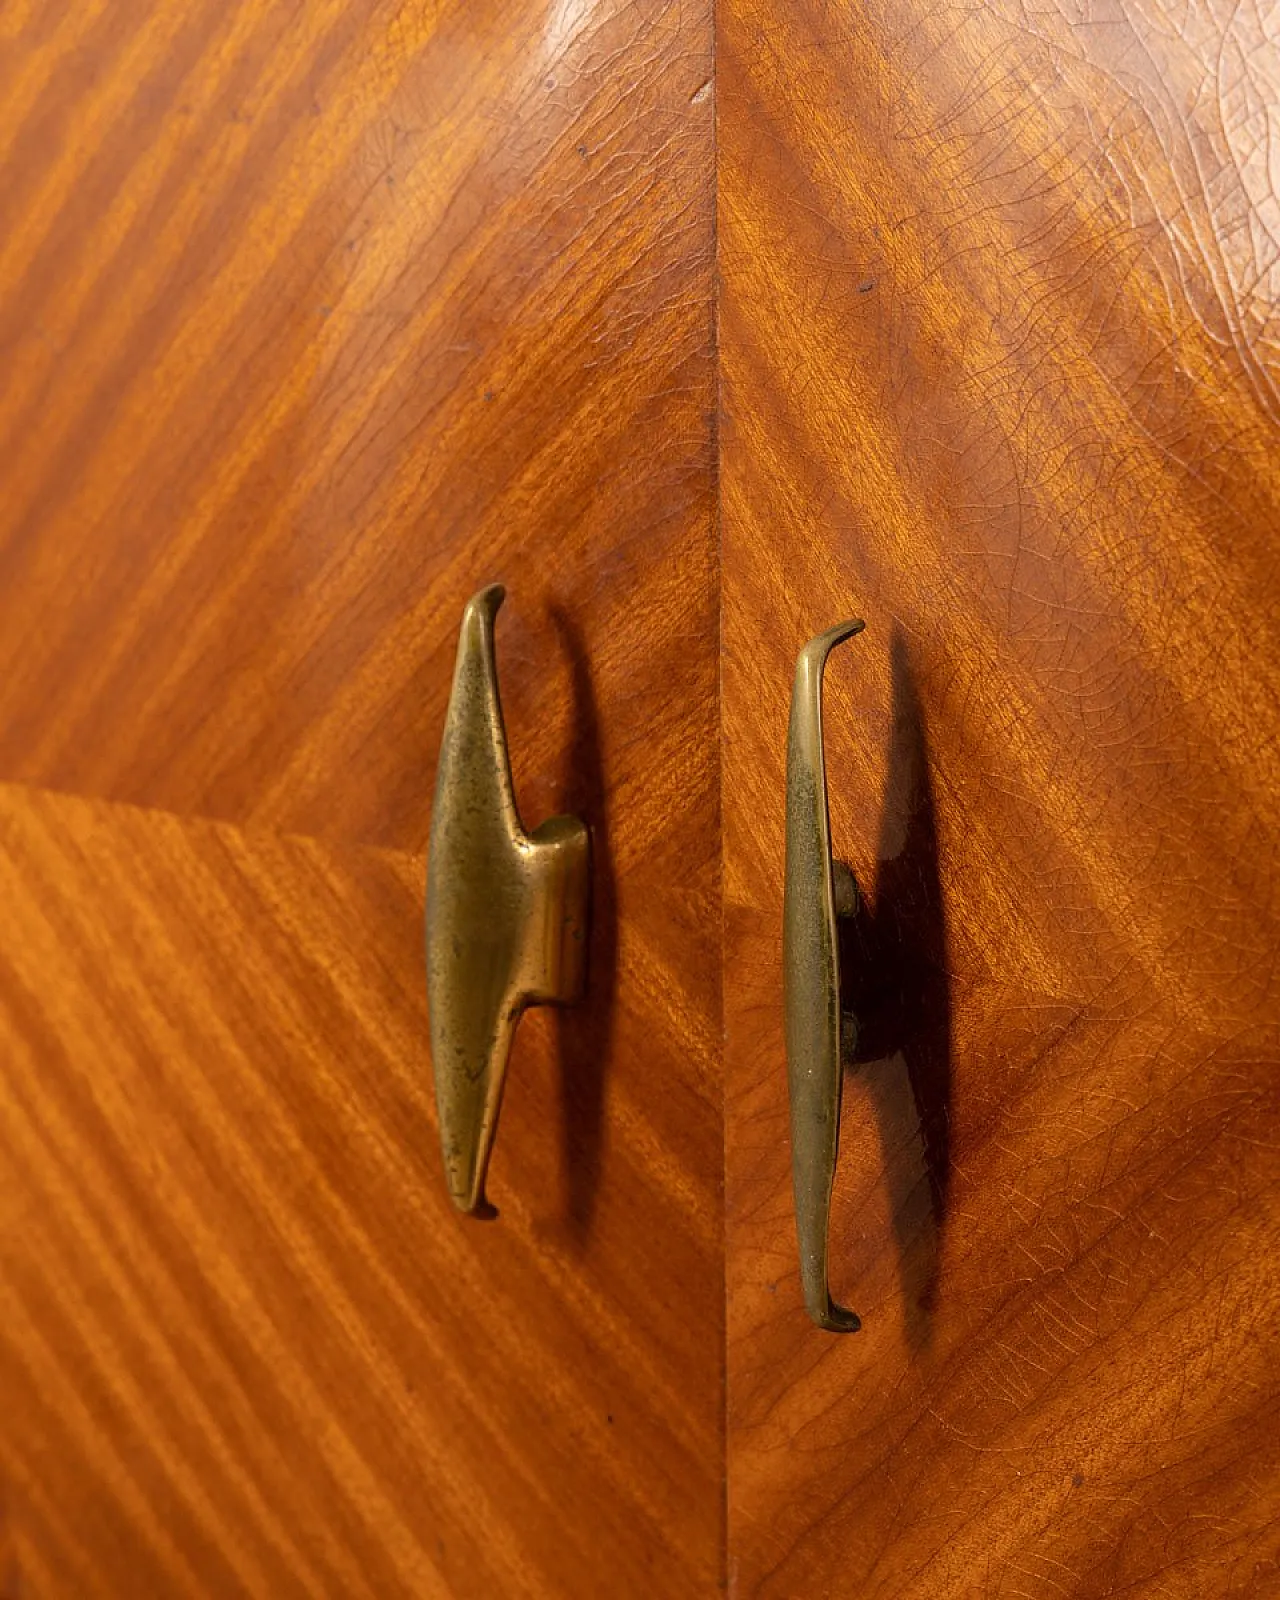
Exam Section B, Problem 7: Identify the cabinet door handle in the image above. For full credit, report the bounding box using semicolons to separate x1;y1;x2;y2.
784;617;865;1331
426;585;590;1214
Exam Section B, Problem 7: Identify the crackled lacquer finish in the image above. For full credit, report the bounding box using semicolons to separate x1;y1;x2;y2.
722;0;1280;1594
0;3;718;1596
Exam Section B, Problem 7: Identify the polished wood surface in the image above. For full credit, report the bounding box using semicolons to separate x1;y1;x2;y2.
6;0;1280;1592
0;3;719;1596
721;0;1280;1594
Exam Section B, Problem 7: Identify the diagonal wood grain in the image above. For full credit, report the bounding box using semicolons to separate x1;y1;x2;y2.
0;2;720;1596
720;0;1280;1594
0;780;720;1598
5;0;1280;1592
0;0;716;856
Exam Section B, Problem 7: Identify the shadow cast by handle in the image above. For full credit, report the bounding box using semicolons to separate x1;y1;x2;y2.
547;606;617;1246
839;624;952;1350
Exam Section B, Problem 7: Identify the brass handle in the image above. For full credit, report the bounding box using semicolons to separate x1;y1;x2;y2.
784;617;866;1331
425;585;590;1214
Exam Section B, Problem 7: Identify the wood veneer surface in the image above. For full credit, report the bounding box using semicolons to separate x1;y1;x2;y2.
720;0;1280;1595
5;0;1280;1593
0;3;720;1596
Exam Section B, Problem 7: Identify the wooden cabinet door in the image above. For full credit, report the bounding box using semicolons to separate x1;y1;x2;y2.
721;0;1280;1595
0;5;719;1596
7;1;1279;1594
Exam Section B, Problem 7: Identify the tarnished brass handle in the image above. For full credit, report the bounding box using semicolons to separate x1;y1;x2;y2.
426;585;590;1214
784;617;866;1331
